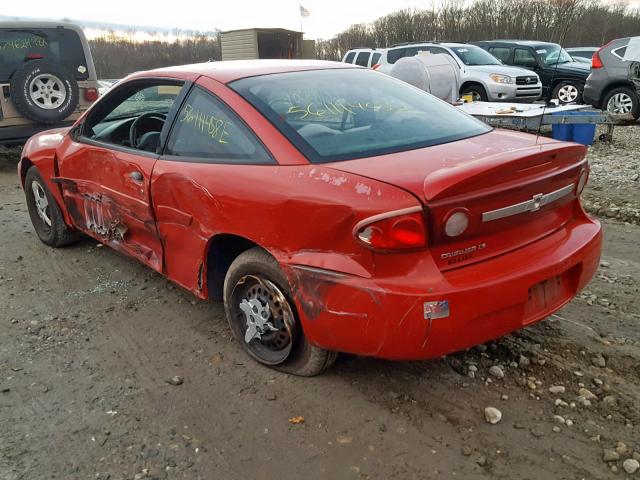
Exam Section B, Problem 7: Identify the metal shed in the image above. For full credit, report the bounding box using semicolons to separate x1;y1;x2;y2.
220;28;314;61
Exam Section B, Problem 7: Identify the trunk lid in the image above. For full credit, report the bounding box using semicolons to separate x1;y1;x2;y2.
327;130;588;270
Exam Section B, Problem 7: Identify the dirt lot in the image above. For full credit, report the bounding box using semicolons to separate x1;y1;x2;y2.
1;127;639;480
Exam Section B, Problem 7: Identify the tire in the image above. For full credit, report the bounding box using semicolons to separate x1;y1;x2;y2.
24;167;79;247
461;84;488;102
552;81;583;104
602;87;639;120
9;60;79;124
223;247;337;377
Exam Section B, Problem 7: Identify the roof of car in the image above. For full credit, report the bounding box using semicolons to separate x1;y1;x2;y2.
475;40;559;48
138;59;357;84
0;20;86;34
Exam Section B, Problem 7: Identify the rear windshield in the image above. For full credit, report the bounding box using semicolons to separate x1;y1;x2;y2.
0;27;89;82
229;68;490;163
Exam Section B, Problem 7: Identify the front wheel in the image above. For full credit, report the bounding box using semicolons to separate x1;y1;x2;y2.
223;248;337;376
552;81;583;104
24;167;79;247
461;84;488;102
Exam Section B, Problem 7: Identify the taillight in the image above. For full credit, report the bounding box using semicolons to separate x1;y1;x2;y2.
591;51;603;69
371;64;381;70
591;40;613;69
354;207;427;251
85;88;99;102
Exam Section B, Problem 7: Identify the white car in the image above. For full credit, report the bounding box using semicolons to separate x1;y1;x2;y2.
375;42;542;102
342;48;385;69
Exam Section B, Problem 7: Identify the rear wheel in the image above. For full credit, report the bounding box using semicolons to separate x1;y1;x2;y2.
223;248;336;376
24;167;79;247
602;87;639;119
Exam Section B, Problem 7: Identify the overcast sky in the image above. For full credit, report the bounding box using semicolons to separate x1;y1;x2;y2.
1;0;430;39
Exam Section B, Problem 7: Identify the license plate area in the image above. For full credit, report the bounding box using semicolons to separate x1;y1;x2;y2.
523;268;577;325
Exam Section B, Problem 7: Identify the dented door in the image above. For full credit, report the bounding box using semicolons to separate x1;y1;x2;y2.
57;143;163;272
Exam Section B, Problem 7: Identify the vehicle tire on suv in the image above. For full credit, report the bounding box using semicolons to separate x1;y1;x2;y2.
24;167;80;247
602;86;639;120
461;84;488;102
10;60;79;125
552;80;583;104
223;247;337;376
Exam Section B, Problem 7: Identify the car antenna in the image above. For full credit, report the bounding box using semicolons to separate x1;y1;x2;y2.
536;6;578;144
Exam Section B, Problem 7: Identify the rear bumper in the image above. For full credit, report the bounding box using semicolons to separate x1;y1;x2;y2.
583;83;603;108
287;206;601;360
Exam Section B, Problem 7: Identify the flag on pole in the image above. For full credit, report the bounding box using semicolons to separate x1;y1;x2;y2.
300;5;311;17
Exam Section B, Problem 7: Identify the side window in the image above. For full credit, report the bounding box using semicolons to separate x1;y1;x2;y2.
85;82;184;151
386;48;406;64
165;87;273;164
371;52;381;66
489;47;511;63
427;47;454;57
344;51;356;63
355;51;370;67
612;47;627;59
403;47;420;58
514;48;538;68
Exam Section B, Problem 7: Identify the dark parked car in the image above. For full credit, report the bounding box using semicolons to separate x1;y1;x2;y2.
473;40;591;104
583;38;639;120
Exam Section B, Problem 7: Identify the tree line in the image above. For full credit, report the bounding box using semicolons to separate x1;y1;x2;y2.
315;0;640;61
89;32;221;78
87;0;640;77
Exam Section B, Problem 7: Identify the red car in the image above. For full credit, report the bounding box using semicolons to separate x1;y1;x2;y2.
18;60;602;376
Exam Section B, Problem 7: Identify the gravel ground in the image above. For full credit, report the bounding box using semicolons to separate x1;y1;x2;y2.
583;124;640;224
1;126;639;480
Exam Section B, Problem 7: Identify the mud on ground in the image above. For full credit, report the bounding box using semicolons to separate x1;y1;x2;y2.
0;132;639;479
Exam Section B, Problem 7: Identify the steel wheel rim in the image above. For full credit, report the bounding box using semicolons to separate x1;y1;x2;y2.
29;74;66;110
231;275;295;365
31;180;52;227
557;84;578;103
607;93;633;114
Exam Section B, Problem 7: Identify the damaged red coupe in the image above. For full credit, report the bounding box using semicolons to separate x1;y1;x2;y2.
19;60;602;376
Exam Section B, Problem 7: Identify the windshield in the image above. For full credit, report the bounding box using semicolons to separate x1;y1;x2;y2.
449;45;501;66
230;69;490;163
539;45;574;66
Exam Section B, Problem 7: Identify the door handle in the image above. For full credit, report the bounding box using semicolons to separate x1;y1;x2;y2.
129;171;143;183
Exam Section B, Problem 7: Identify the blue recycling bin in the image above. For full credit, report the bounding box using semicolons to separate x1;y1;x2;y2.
551;111;597;146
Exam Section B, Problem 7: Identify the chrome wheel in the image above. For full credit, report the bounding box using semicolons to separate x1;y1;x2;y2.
29;73;66;110
557;84;579;103
231;275;295;365
31;180;52;227
607;93;634;114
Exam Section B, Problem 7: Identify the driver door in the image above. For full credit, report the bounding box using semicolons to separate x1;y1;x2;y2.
56;79;188;272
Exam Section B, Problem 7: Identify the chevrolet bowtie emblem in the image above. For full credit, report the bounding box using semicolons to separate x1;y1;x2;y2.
482;184;574;222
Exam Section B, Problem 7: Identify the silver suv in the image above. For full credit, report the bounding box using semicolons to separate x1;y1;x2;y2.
377;42;542;102
583;37;639;120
